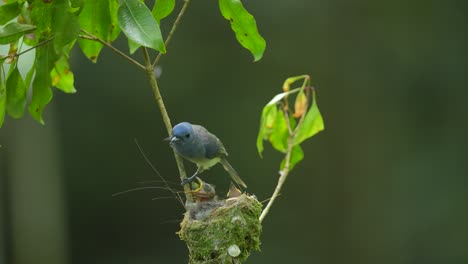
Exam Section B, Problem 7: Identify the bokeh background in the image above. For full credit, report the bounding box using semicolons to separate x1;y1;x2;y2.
1;0;467;263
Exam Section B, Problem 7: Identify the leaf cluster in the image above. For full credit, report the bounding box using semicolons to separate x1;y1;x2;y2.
256;75;325;170
0;0;266;127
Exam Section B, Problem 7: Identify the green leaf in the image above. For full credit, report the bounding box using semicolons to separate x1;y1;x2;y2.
6;65;27;118
268;110;289;153
124;0;143;53
28;43;55;124
118;0;165;52
256;88;302;157
293;92;325;145
218;0;266;61
51;55;76;93
152;0;175;23
30;0;55;43
109;0;121;41
0;1;22;25
280;145;304;171
0;22;35;44
53;5;80;53
24;60;35;90
0;89;6;127
70;0;84;8
256;104;274;157
128;38;140;54
0;66;6;127
78;0;112;62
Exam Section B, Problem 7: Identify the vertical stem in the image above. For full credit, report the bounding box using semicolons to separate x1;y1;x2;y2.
259;110;294;223
142;48;192;201
153;0;192;67
259;138;293;223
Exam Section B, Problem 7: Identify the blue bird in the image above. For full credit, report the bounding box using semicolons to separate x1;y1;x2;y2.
167;122;247;188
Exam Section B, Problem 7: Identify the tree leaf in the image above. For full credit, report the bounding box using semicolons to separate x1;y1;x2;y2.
78;0;112;62
51;55;75;93
280;145;304;171
256;104;275;157
30;0;55;43
53;5;80;53
218;0;266;61
268;109;289;153
70;0;84;8
293;92;325;145
124;0;142;53
24;60;36;90
109;0;121;42
256;88;302;157
6;65;27;118
118;0;165;52
293;90;307;118
0;22;35;44
28;43;55;124
0;66;6;127
128;38;140;54
0;1;22;25
152;0;175;23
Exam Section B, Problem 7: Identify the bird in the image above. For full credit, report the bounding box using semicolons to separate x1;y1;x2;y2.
166;122;247;189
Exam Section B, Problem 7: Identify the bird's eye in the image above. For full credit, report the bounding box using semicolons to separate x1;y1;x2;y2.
185;134;190;138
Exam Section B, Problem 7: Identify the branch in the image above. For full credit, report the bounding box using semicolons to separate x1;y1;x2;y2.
259;77;311;223
79;30;145;71
259;110;294;223
152;0;191;67
142;47;193;201
0;38;54;61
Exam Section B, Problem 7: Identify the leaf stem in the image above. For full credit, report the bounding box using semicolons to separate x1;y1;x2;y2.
142;47;192;201
152;0;191;67
79;30;145;71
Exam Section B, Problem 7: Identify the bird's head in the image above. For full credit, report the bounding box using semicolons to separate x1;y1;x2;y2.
167;122;194;145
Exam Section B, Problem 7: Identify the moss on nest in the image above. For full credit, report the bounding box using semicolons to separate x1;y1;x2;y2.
178;194;262;264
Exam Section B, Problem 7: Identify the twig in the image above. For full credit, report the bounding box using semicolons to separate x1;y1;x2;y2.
142;47;193;201
0;38;54;61
152;0;191;67
79;30;145;71
259;76;312;223
259;111;294;223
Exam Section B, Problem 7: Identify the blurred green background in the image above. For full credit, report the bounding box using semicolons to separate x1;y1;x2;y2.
1;0;467;263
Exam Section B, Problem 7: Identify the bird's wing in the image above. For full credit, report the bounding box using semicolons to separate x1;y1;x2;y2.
193;125;228;159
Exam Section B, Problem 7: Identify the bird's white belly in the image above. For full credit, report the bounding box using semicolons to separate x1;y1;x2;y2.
191;157;221;171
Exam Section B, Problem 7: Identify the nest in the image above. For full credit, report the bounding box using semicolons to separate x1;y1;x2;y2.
178;194;262;264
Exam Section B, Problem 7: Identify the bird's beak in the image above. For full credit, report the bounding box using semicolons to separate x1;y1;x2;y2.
164;136;180;143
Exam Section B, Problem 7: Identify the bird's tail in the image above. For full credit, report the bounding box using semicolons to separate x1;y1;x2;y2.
220;157;247;189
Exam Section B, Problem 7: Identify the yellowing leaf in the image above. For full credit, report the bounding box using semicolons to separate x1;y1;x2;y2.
293;92;324;145
293;90;307;118
50;55;76;93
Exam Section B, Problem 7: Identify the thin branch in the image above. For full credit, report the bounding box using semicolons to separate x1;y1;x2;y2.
142;47;193;201
283;108;293;135
152;0;191;67
134;138;184;206
259;130;294;223
0;38;54;61
260;76;312;223
79;30;145;71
